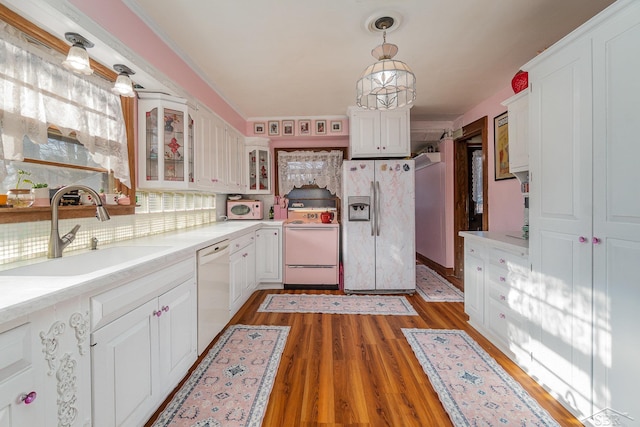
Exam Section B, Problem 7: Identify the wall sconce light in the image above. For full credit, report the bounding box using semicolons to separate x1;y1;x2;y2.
62;32;94;75
112;64;136;97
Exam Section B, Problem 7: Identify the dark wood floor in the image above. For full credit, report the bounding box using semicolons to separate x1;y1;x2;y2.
147;287;582;426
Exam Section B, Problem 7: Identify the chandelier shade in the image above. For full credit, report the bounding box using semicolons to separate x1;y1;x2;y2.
111;64;136;97
61;33;94;76
356;29;416;110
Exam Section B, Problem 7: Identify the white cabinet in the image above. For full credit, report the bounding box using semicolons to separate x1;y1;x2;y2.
255;225;282;284
194;105;246;193
138;93;194;190
0;322;41;427
91;259;196;427
194;104;227;192
226;127;245;193
501;91;529;173
245;137;271;194
348;107;410;158
229;233;256;314
461;233;531;368
0;298;93;427
525;1;640;420
463;240;485;324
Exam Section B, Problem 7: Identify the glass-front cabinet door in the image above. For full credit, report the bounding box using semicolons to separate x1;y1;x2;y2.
138;93;194;189
245;137;270;194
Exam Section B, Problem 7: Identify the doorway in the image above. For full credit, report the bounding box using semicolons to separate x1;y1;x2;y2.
453;117;488;280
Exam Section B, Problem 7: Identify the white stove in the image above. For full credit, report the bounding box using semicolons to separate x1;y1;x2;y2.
283;208;340;288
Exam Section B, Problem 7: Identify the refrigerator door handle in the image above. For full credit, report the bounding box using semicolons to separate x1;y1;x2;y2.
370;181;376;236
376;180;381;236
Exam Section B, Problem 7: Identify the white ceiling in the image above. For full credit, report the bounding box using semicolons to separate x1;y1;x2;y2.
125;0;614;123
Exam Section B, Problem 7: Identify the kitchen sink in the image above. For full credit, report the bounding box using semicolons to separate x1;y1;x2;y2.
0;246;171;277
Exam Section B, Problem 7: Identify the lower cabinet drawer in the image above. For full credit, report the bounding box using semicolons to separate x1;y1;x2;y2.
486;299;529;352
284;266;338;285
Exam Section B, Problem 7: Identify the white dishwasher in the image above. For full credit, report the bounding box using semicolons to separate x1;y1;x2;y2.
196;240;229;355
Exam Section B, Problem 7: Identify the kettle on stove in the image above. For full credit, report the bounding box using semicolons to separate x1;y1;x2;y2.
320;211;334;224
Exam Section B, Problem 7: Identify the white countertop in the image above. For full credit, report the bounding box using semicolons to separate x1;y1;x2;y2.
458;230;529;253
0;220;284;325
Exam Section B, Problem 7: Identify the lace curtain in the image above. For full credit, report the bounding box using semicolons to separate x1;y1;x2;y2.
278;150;343;196
0;23;130;186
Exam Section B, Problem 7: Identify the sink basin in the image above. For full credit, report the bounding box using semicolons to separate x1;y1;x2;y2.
0;246;171;277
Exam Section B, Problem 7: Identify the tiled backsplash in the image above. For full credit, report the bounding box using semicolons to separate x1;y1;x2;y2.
0;192;217;266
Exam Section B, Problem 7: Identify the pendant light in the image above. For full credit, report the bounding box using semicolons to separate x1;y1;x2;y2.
112;64;136;97
356;16;416;110
62;32;94;75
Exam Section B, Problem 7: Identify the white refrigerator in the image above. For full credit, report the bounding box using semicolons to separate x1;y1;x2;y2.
341;159;416;293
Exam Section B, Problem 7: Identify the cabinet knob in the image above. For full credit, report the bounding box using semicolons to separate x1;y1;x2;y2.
162;305;170;312
499;276;506;282
500;295;506;301
592;237;602;245
499;313;506;319
469;248;475;253
579;236;588;243
153;310;162;317
499;258;506;264
476;266;482;271
21;391;37;404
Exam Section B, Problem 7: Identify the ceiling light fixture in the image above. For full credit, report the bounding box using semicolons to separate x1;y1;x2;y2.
356;16;416;110
62;32;94;75
112;64;136;97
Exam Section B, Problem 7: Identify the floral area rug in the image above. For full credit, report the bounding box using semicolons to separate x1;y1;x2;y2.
258;294;418;315
402;329;560;427
415;264;464;302
152;324;289;427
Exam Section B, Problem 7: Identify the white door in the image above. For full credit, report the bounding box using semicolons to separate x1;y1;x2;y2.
342;161;376;291
256;228;281;282
379;109;409;156
91;299;159;427
464;250;485;324
349;110;380;157
591;4;640;422
528;36;593;417
375;159;416;291
158;280;197;392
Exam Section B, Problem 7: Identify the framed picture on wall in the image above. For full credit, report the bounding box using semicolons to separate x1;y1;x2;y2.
330;120;342;132
254;122;265;134
268;120;280;136
282;120;294;136
315;120;326;135
493;111;514;180
299;120;311;135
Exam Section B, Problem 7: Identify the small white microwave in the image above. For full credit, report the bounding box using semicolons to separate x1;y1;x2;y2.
227;200;263;220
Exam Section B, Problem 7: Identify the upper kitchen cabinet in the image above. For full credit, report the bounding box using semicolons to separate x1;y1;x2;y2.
194;104;228;193
138;93;194;190
501;91;529;173
348;107;410;158
226;127;246;193
245;137;271;194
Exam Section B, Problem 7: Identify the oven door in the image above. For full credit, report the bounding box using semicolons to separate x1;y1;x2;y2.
284;226;339;285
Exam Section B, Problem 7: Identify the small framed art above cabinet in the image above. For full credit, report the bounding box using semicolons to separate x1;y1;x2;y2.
137;93;194;190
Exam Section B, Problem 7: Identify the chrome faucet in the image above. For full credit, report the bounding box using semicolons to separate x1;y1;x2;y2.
48;185;110;258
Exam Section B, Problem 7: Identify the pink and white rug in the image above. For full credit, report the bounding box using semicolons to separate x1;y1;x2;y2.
258;294;418;315
152;324;289;427
416;264;464;302
402;329;560;426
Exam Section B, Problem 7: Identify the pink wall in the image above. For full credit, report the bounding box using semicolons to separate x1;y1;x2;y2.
415;162;447;266
69;0;245;132
462;86;524;232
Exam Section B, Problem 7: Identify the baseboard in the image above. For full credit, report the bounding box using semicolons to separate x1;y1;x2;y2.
415;253;463;291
